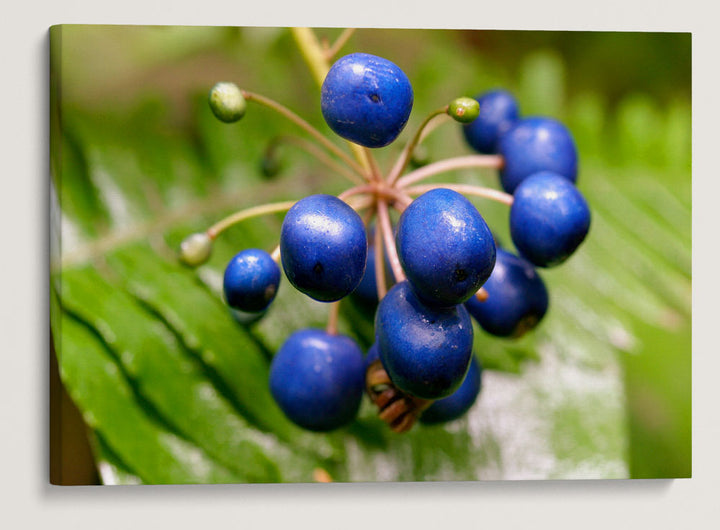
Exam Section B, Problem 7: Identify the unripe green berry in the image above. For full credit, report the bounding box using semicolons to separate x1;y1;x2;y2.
208;82;246;123
179;232;213;267
261;154;282;178
448;97;480;123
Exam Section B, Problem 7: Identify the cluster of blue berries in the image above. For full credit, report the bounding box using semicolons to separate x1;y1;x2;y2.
187;47;591;435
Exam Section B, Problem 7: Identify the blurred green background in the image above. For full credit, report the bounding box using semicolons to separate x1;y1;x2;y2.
50;26;691;484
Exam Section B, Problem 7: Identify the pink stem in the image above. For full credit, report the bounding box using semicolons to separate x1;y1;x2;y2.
377;199;405;282
404;183;513;206
395;155;503;189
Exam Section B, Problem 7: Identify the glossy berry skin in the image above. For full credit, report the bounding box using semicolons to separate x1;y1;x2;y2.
498;117;578;193
223;249;280;312
280;194;367;302
510;171;591;267
321;53;413;148
375;281;474;400
465;248;549;337
396;188;496;307
269;329;365;432
462;90;519;154
420;355;482;425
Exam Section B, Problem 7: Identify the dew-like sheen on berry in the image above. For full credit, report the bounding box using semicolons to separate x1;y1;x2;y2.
375;281;474;400
280;194;367;302
396;188;496;307
269;329;366;431
510;171;591;267
321;53;413;148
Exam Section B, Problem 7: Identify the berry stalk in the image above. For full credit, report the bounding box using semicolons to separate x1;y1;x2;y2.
374;222;388;301
395;154;504;189
243;90;368;179
377;199;405;283
386;106;448;186
404;183;513;206
323;28;356;60
206;200;297;239
264;135;365;185
326;301;341;335
290;27;379;177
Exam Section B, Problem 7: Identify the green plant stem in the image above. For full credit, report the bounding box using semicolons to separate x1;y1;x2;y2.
395;154;504;189
325;28;356;60
243;90;368;179
290;27;376;175
291;27;330;85
206;201;297;239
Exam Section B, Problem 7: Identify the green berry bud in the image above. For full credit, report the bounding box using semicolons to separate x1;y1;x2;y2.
261;155;282;178
208;82;246;123
179;232;213;267
448;97;480;123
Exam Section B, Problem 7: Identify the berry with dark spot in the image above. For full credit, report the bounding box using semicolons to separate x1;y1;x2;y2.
396;188;496;307
223;248;280;312
375;281;474;399
321;53;414;148
280;194;367;302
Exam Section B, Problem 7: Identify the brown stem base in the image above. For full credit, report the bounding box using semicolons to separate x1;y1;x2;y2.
365;359;432;433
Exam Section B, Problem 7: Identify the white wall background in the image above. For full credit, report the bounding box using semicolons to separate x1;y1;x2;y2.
1;1;716;528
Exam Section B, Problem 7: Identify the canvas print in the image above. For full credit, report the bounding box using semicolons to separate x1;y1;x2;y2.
49;25;691;485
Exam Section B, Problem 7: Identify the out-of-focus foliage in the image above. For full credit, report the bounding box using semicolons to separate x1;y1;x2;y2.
50;26;690;483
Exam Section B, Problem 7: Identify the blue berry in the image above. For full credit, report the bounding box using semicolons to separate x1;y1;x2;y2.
365;342;380;367
321;53;414;148
375;281;474;399
223;249;280;312
420;355;482;425
498;116;578;193
352;241;381;306
396;188;496;307
465;248;548;337
510;171;591;267
462;90;519;154
280;194;367;302
269;329;365;432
